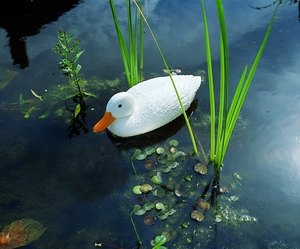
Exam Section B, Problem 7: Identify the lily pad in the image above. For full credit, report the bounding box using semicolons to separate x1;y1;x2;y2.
153;188;166;198
132;185;142;195
155;203;165;210
161;165;171;173
157;212;168;220
134;149;147;160
133;205;146;216
144;202;155;211
145;146;155;155
169;139;178;146
140;183;153;194
156;147;165;154
152;172;163;185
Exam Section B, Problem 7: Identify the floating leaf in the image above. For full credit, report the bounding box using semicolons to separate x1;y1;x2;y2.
151;172;163;185
140;183;153;194
155;203;165;210
155;235;167;244
145;146;155;155
169;139;178;146
156;147;165;154
161;165;171;173
157;213;168;220
135;149;147;160
153;188;165;198
132;185;142;195
133;205;146;216
144;202;155;211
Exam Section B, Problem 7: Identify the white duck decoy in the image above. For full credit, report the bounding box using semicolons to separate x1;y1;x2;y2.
93;75;201;137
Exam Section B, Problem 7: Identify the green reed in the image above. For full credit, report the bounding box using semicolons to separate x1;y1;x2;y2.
109;0;144;87
133;0;199;155
201;0;279;168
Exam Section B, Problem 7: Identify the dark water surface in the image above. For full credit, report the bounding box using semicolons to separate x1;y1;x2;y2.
0;0;300;248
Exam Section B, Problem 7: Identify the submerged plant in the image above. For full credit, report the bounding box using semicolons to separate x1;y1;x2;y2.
109;0;144;87
201;0;279;168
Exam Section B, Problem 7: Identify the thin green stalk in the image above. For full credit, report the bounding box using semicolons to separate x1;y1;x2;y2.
215;0;230;166
109;0;131;84
215;32;226;164
220;1;279;163
201;0;215;161
130;206;142;246
139;0;144;82
133;0;198;155
130;150;138;175
109;0;144;87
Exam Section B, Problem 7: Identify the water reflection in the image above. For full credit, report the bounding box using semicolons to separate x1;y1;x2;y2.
0;0;300;248
107;100;198;149
247;0;300;21
0;0;81;68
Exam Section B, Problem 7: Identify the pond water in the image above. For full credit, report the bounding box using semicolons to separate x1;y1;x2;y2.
0;0;300;248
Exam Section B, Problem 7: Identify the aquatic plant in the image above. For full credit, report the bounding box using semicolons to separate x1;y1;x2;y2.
53;31;95;137
133;0;199;156
123;138;255;248
53;31;85;115
201;0;279;168
109;0;144;87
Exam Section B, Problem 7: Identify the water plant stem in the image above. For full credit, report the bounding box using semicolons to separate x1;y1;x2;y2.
130;206;142;246
109;0;144;87
130;151;138;175
133;0;199;156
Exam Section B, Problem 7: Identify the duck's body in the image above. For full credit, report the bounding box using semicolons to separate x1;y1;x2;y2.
93;75;201;137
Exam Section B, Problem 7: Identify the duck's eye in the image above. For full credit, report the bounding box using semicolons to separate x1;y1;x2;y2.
118;104;122;108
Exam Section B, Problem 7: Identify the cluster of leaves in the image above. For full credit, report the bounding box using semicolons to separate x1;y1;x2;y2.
123;138;257;248
53;31;94;137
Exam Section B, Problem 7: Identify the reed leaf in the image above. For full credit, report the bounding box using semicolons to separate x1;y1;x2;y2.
133;0;199;155
201;0;279;168
109;0;144;87
201;0;215;160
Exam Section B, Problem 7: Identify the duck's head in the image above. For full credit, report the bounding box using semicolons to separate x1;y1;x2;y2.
93;92;135;132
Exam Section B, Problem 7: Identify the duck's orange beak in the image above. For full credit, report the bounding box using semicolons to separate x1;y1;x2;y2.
93;111;116;132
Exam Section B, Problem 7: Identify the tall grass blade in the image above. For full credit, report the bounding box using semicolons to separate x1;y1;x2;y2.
201;0;215;161
139;0;144;82
133;0;199;155
109;0;131;84
201;0;279;168
109;0;144;87
220;2;280;164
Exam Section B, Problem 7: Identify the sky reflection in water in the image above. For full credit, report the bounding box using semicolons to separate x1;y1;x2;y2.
0;0;300;248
